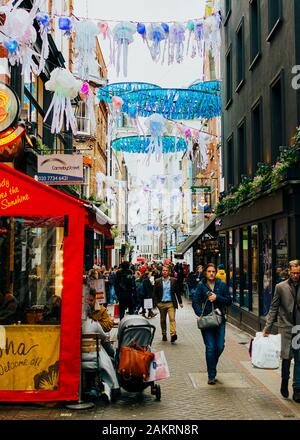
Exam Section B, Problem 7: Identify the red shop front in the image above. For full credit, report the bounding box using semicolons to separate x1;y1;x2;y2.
0;163;87;402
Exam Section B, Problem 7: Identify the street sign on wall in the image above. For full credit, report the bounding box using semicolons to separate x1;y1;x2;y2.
37;154;83;185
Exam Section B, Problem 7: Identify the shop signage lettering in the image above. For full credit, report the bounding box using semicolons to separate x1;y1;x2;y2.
0;326;60;391
0;177;30;210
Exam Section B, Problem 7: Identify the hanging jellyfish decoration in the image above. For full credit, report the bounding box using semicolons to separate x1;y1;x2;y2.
186;20;204;58
127;105;145;136
111;22;136;77
79;81;96;133
73;20;99;81
0;0;42;82
36;12;50;74
203;13;222;62
168;22;185;65
44;68;82;134
58;16;72;38
144;114;167;163
147;23;167;63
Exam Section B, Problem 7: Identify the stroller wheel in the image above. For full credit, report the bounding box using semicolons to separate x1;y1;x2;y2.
155;384;161;401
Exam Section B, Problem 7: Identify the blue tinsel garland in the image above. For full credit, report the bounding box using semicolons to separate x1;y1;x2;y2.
111;136;187;153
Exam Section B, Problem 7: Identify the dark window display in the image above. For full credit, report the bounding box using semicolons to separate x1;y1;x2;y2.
0;216;64;324
274;218;288;284
262;222;272;316
242;227;249;309
251;225;259;315
228;231;234;297
234;230;241;305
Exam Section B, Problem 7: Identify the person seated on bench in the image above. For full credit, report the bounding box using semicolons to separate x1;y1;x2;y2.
81;306;120;402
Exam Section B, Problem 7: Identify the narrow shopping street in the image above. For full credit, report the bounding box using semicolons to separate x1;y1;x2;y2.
1;298;300;421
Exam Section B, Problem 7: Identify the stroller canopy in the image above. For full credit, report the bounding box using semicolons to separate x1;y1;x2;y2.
117;315;155;347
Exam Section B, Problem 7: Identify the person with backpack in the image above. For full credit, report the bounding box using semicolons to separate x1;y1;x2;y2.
115;261;136;320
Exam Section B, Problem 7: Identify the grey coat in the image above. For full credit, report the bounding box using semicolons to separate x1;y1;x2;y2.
264;279;300;359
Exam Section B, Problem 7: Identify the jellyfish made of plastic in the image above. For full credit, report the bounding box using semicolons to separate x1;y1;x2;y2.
44;68;82;134
112;22;136;77
79;82;96;134
168;22;185;65
36;12;50;75
74;20;99;81
147;24;167;63
1;1;41;82
203;14;221;61
144;114;167;163
186;20;204;58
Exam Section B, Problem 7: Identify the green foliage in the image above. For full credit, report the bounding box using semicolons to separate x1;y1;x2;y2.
215;127;300;216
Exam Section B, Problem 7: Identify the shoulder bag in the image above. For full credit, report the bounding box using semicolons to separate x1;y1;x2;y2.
197;299;223;330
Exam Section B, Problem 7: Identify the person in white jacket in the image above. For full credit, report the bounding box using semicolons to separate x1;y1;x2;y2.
81;314;120;401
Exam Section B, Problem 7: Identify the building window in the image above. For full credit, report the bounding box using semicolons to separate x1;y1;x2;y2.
236;18;245;90
226;135;234;188
249;0;261;68
262;222;272;316
251;98;263;175
224;0;232;26
267;0;282;41
241;227;249;309
251;225;259;315
77;102;91;136
274;218;288;284
270;71;285;162
225;46;232;107
237;119;247;182
82;165;90;199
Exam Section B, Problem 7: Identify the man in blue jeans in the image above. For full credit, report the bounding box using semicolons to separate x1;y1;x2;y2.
192;263;232;385
263;260;300;403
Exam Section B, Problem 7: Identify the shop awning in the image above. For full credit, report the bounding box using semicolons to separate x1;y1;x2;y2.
174;215;216;258
84;202;114;236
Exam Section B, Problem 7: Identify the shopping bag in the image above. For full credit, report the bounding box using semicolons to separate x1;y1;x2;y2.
144;298;153;309
251;332;281;369
146;351;170;382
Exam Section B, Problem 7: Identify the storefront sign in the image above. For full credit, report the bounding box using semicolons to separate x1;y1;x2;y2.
37;154;83;185
0;325;60;391
114;237;122;250
89;279;106;304
0;177;30;211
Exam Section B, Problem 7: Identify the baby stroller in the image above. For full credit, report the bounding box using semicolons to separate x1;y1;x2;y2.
115;314;161;401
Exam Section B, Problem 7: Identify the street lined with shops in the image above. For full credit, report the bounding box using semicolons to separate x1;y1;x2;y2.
1;298;299;421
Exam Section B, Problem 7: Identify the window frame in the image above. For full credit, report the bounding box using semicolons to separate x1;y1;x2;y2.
249;0;262;70
251;96;263;175
225;44;233;109
236;17;246;92
267;0;283;42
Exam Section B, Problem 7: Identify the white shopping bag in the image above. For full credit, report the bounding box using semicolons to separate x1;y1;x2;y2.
144;298;153;309
146;351;170;382
251;332;281;369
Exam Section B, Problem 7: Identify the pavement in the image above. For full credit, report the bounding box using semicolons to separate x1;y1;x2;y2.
1;298;300;420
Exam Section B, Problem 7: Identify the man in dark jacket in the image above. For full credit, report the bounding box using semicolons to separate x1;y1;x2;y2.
192;263;232;384
154;266;183;343
115;261;136;320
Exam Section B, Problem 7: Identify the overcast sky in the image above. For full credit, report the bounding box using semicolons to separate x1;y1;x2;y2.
73;0;206;88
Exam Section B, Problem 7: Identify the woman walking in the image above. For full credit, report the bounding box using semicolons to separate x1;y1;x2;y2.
192;263;232;384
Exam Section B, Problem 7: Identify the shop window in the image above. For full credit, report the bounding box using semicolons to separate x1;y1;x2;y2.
234;230;241;306
0;216;63;391
250;0;261;68
251;225;259;315
242;227;249;309
227;231;234;298
262;222;272;316
274;218;288;284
